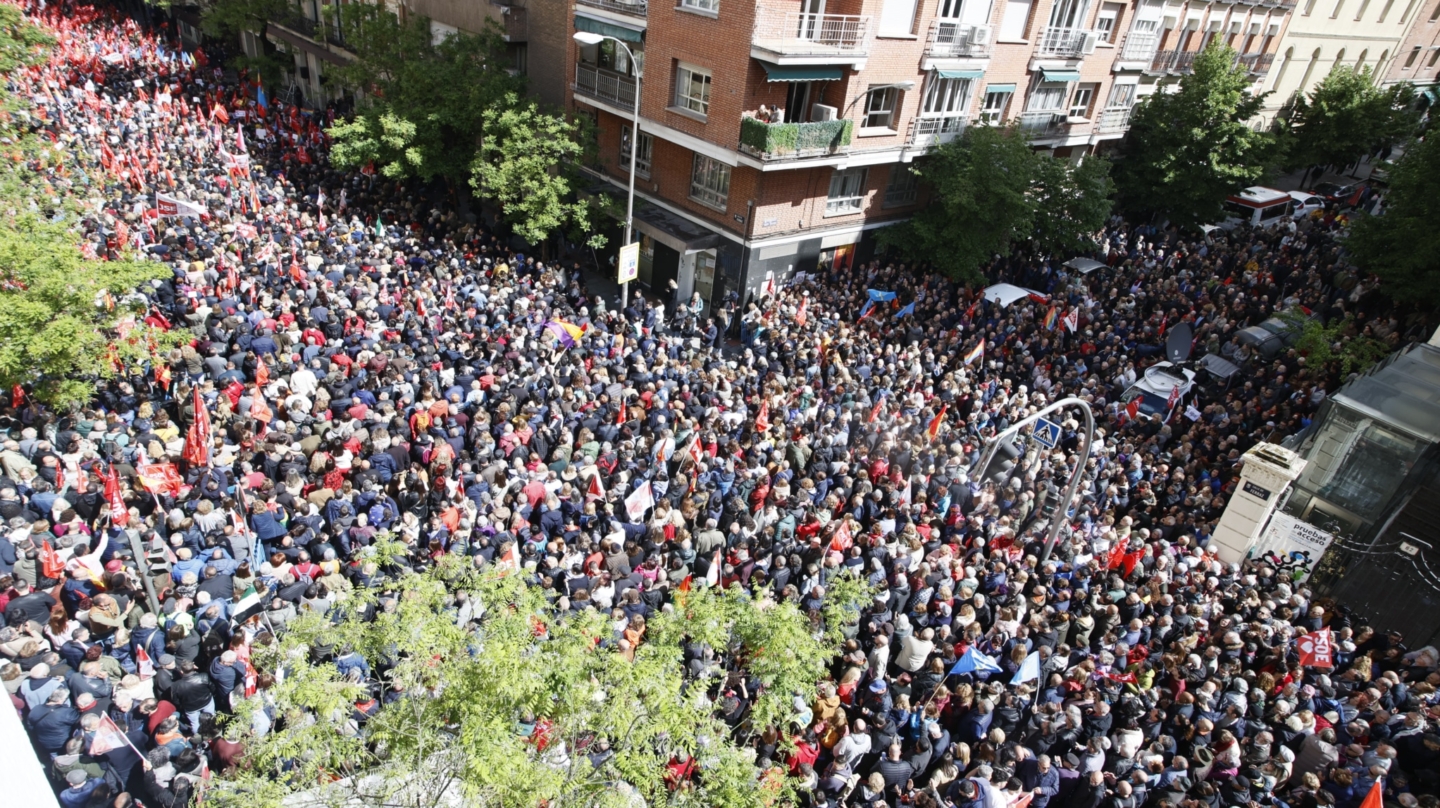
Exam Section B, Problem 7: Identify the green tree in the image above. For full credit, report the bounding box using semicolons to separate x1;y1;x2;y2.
472;94;608;249
1344;134;1440;305
0;215;174;407
1114;41;1275;228
1278;310;1392;375
327;5;523;184
207;549;871;808
1031;154;1115;258
0;4;51;71
1282;67;1416;182
879;125;1039;283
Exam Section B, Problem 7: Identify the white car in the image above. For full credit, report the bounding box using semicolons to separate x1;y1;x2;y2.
1121;362;1195;422
1288;191;1326;220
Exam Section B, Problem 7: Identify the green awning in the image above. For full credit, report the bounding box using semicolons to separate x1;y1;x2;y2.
1041;69;1082;83
937;69;984;79
574;14;644;43
985;83;1017;93
1421;87;1437;105
757;61;843;82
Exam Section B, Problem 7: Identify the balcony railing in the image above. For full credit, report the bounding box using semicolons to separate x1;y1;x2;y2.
1037;26;1085;57
927;20;991;58
1097;107;1131;133
753;10;870;58
909;114;968;148
1237;52;1275;75
575;0;648;18
1149;49;1275;76
884;183;918;208
272;11;345;49
739;114;853;160
573;63;637;111
1118;30;1159;61
1018;110;1066;136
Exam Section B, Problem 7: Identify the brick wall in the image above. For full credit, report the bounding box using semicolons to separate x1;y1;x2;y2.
527;0;569;108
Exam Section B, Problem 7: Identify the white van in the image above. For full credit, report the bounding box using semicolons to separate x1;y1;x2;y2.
1214;186;1294;231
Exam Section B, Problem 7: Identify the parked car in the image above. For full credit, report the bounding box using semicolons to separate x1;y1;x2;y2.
1288;191;1327;220
1235;315;1302;361
1311;181;1366;208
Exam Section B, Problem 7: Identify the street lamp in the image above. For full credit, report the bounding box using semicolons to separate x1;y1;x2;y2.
574;30;641;309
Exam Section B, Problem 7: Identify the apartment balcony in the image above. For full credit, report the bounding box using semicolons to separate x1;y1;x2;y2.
1037;26;1089;58
909;114;969;148
271;11;346;49
926;20;991;59
1147;49;1275;76
1017;110;1067;137
1237;52;1276;76
575;0;648;19
1096;107;1131;134
739;114;853;160
573;63;637;112
752;9;870;66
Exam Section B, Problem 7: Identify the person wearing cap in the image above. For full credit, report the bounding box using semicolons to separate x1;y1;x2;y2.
56;767;101;808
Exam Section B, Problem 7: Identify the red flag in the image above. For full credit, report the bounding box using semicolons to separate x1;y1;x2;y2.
104;466;129;526
1107;539;1128;571
795;296;808;327
1166;383;1181;412
927;404;948;442
685;434;705;466
829;520;853;554
11;385;23;407
40;540;65;579
1122;546;1145;577
183;386;212;467
1297;629;1335;669
585;473;605;501
615;401;626;426
250;386;273;432
136;463;184;496
136;646;155;679
869;393;885;424
754;400;770;434
1357;778;1383;808
255;357;271;387
1123;398;1141;423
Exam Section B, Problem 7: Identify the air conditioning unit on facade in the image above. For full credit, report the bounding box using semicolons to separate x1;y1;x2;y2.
970;24;992;44
812;103;838;121
1080;30;1100;53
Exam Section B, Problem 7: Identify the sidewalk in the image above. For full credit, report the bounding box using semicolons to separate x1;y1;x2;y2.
1266;147;1399;192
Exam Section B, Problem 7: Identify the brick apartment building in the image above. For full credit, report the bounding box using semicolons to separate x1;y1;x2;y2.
565;0;1295;312
1380;0;1440;103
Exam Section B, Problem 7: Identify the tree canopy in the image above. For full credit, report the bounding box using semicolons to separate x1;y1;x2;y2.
1281;66;1416;174
1343;134;1440;306
880;125;1113;282
327;7;523;184
206;547;872;808
1113;42;1275;228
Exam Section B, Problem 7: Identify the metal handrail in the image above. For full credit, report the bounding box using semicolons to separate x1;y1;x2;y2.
573;63;637;111
575;0;648;17
754;10;870;55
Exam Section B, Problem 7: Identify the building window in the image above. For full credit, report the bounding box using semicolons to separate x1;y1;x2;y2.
1105;83;1135;109
1069;84;1095;118
1404;46;1421;67
923;75;972;115
1430;48;1440;67
999;0;1033;40
1027;85;1067;111
620;129;653;178
883;167;919;208
1303;0;1318;14
1431;0;1440;20
863;86;901;130
1095;3;1122;41
679;0;719;12
980;89;1012;123
879;0;920;36
826;168;868;215
690;154;730;210
675;63;712;116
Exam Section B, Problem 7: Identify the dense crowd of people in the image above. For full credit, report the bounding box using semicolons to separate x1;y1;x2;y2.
2;2;1438;808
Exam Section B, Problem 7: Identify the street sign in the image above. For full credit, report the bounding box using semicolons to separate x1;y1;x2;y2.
617;242;640;285
1032;417;1061;448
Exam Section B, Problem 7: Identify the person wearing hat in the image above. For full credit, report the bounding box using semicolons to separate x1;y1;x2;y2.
56;766;101;808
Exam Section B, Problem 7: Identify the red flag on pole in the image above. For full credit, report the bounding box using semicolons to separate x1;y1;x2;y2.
183;386;211;467
585;473;605;502
927;404;948;442
754;400;770;434
1357;778;1383;808
1297;629;1336;669
104;465;129;526
89;714;133;756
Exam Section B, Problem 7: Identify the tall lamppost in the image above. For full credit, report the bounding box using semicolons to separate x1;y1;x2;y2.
573;31;640;309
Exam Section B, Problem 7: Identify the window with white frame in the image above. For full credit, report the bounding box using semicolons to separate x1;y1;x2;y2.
1027;84;1067;111
679;0;719;13
1404;45;1421;67
922;75;971;116
826;168;868;215
620;128;653;178
980;89;1013;123
863;86;902;129
674;63;712;116
1095;3;1122;41
884;167;919;208
1069;84;1095;118
690;154;730;210
1105;82;1135;109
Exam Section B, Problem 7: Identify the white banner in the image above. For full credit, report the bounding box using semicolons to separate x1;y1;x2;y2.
156;193;206;218
1252;512;1334;582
